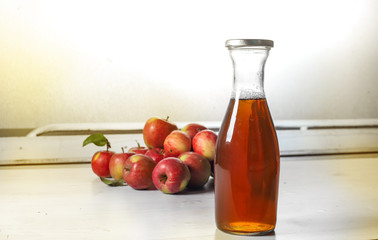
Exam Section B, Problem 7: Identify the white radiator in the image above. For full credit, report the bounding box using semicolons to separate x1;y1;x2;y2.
1;120;377;165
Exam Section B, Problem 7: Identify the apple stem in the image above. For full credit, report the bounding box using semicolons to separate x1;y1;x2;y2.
160;175;168;184
135;140;141;148
106;140;111;152
121;146;126;153
165;116;170;121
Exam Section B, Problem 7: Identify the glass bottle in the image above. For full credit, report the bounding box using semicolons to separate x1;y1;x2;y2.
214;39;280;235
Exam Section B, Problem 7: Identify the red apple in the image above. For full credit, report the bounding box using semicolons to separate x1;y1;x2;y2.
145;148;165;163
192;130;217;161
122;154;157;190
109;152;135;181
143;117;178;149
91;151;115;178
163;130;191;157
178;152;211;189
152;157;191;194
128;141;148;154
181;123;207;140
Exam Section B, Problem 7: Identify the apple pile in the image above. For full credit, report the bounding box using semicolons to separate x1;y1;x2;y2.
83;117;217;194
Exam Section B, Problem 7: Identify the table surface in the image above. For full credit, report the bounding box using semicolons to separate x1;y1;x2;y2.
1;154;377;240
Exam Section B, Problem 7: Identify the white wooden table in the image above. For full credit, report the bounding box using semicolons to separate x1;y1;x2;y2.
1;154;377;240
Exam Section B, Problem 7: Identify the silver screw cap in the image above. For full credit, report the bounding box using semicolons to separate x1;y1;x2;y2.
226;39;274;48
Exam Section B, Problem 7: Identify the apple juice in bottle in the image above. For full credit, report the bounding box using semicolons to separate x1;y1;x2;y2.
214;39;280;235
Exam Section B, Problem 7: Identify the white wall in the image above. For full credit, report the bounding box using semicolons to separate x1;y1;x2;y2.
0;0;377;129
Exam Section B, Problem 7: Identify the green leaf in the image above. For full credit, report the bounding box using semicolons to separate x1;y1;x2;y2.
100;177;127;187
82;133;110;148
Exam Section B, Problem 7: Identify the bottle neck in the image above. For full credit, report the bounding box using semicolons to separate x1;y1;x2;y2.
229;47;270;100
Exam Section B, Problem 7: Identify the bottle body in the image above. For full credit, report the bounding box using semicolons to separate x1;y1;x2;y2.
214;39;280;235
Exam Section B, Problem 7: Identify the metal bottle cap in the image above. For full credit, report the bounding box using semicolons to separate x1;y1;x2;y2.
226;39;274;48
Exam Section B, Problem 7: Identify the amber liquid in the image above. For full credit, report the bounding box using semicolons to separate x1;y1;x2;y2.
214;98;280;235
